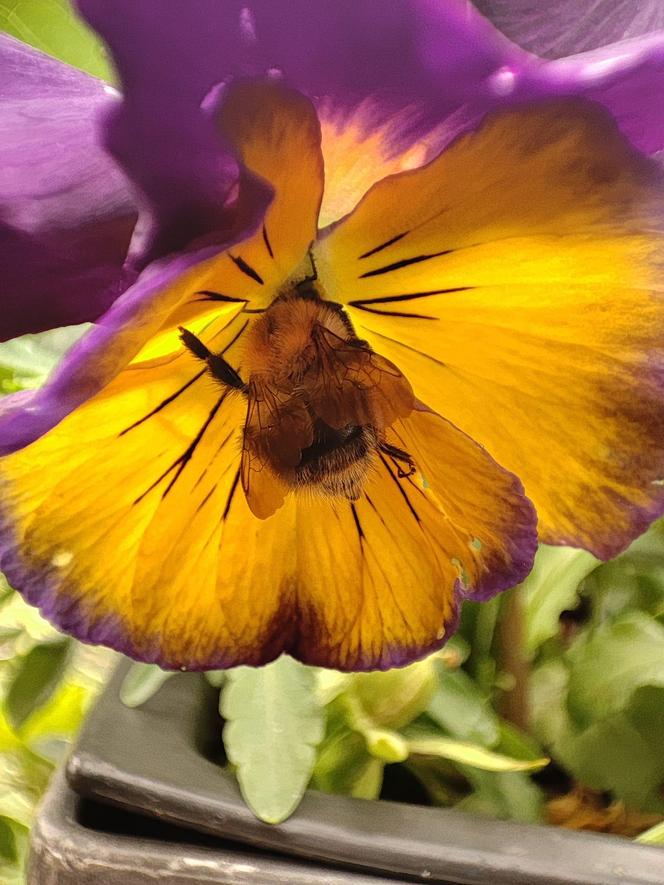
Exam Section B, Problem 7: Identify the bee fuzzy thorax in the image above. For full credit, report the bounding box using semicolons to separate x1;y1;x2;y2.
242;295;352;382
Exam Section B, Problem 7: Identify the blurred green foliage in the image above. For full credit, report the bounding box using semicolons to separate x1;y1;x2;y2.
0;577;114;882
0;332;114;881
0;0;114;80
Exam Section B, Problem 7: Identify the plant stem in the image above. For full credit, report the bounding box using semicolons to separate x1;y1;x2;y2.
495;587;531;732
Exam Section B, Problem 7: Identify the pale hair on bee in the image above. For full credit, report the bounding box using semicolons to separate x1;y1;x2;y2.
180;258;416;518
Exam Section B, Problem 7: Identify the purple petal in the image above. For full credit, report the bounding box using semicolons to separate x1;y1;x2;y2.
76;0;519;128
427;32;664;160
75;1;524;222
0;182;272;457
0;36;137;339
541;35;664;156
0;244;226;455
75;0;664;247
74;1;255;268
475;0;664;58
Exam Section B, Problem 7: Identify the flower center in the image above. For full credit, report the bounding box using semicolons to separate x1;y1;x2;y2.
180;284;417;513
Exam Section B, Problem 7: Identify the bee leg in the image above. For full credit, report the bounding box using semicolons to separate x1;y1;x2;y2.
294;247;319;299
379;441;417;478
179;326;246;391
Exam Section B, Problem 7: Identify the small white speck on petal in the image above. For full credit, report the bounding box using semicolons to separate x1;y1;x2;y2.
239;6;257;43
51;551;73;568
103;84;121;98
489;67;516;96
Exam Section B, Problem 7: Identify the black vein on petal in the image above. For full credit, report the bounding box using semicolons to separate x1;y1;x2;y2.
379;452;421;524
349;287;471;307
358;231;410;260
133;390;230;504
230;254;264;285
349;306;438;320
262;224;274;259
222;468;241;521
359;249;453;279
119;370;206;436
350;502;365;542
192;291;248;304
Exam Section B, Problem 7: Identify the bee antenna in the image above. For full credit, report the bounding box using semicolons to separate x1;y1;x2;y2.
179;326;210;362
297;247;318;288
179;326;246;391
307;248;318;282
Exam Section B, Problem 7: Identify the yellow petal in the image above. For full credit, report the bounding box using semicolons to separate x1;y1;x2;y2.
0;345;299;669
127;77;326;367
211;78;324;303
288;407;536;670
316;98;664;557
0;378;534;670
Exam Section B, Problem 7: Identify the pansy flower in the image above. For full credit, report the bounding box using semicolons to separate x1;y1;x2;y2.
1;1;664;671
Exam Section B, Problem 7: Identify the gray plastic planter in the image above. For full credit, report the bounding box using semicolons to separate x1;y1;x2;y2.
29;665;664;885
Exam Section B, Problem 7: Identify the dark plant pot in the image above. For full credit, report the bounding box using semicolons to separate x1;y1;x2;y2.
29;664;664;885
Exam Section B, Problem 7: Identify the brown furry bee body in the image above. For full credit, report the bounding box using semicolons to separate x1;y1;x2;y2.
181;286;415;518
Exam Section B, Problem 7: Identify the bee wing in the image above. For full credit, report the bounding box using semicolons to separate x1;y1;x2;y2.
241;381;314;519
307;324;414;430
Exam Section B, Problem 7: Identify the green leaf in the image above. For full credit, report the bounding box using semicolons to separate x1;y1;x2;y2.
350;657;437;729
0;576;14;606
586;521;664;623
522;545;598;654
567;613;664;725
0;325;90;386
0;818;28;885
530;658;576;753
119;663;173;708
636;821;664;844
204;670;227;689
0;0;114;81
6;639;71;731
561;713;664;810
0;746;52;827
312;709;384;800
406;735;548;773
533;660;664;810
0;818;17;863
20;682;86;748
427;667;500;746
221;656;324;823
496;720;546;763
456;770;544;823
